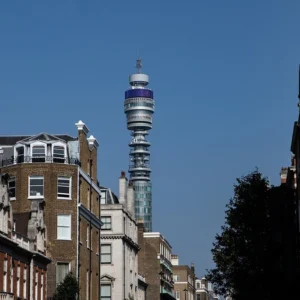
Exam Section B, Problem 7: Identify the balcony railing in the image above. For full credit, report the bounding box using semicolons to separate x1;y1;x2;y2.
0;156;81;167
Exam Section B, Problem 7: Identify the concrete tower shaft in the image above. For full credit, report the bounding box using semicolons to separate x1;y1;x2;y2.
124;60;155;231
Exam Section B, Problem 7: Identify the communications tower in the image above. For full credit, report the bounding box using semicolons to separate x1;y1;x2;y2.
124;59;155;231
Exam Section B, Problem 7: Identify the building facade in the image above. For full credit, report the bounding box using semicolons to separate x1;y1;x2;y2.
195;278;218;300
100;171;141;300
0;120;102;300
124;59;155;231
0;173;51;300
138;222;175;300
172;255;196;300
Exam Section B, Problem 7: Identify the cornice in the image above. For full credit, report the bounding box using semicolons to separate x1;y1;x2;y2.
101;233;140;251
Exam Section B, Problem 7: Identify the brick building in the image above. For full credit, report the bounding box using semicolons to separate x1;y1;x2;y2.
171;255;196;300
0;120;102;299
138;222;175;300
100;171;142;300
0;173;51;299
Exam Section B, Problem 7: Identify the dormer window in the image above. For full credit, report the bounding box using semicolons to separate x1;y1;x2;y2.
32;145;46;163
53;146;65;163
16;147;24;163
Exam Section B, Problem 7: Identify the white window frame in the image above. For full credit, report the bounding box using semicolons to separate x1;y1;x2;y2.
56;262;70;286
86;270;89;300
14;144;25;164
3;259;7;292
101;216;112;230
52;142;67;164
28;176;44;199
57;214;71;240
8;176;16;200
23;268;27;299
101;284;111;300
87;225;90;248
57;176;72;199
101;244;112;264
101;191;106;204
30;142;46;163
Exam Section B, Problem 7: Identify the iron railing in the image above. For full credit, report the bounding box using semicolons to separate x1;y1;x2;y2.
0;156;81;167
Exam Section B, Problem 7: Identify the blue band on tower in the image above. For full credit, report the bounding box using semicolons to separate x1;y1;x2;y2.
125;89;153;99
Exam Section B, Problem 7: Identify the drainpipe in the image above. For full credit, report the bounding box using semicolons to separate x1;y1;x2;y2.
88;158;93;300
77;169;81;298
123;217;126;300
98;180;101;300
29;254;35;300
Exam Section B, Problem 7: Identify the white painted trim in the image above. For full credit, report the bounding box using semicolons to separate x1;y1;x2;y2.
52;142;67;164
57;176;72;200
8;176;16;201
57;214;72;240
28;175;44;199
76;167;79;280
14;144;26;161
30;141;47;162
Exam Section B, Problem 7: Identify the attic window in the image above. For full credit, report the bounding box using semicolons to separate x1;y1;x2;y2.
53;146;65;163
16;147;24;163
32;146;46;163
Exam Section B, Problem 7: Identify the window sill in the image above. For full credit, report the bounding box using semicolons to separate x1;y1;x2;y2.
57;197;72;200
57;238;72;241
10;198;16;201
28;196;44;200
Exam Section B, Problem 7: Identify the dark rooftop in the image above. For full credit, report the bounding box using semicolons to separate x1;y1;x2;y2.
0;134;77;146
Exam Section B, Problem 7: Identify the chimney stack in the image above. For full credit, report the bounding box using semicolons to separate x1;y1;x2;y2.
127;180;135;217
119;171;127;204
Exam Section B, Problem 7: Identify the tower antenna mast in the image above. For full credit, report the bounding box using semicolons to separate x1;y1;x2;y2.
136;58;142;74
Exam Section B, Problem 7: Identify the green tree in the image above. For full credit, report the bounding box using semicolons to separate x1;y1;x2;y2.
52;272;79;300
206;169;300;299
206;170;271;300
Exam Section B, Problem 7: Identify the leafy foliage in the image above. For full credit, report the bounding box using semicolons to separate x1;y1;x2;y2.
52;272;79;300
206;170;272;299
206;169;300;299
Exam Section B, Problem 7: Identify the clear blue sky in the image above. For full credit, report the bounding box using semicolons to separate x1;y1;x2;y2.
1;0;300;278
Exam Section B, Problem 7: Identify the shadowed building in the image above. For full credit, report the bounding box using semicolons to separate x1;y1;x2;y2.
138;221;175;299
0;173;51;299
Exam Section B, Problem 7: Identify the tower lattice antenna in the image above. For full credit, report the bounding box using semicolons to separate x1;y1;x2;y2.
136;58;142;73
